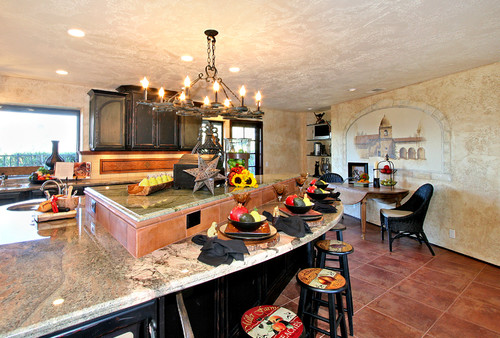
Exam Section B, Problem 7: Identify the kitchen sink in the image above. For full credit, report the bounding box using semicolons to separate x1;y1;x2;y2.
0;183;23;189
7;200;43;211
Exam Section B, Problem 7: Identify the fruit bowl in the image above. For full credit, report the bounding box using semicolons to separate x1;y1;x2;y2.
306;191;330;201
381;180;397;187
284;202;313;214
228;216;266;232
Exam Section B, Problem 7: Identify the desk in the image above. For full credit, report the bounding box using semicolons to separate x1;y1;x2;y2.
332;184;409;239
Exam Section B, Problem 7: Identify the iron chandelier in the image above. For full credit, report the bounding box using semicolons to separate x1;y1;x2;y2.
139;30;264;119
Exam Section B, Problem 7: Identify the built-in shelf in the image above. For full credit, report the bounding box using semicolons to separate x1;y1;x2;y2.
306;138;331;142
307;155;331;157
306;122;330;127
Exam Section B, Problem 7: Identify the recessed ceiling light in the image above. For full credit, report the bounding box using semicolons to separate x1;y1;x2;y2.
308;108;313;110
181;55;193;62
348;88;357;92
229;67;240;73
52;298;64;306
56;70;68;75
67;29;85;37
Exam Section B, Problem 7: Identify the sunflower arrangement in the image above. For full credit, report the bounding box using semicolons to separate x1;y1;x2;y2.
228;164;258;188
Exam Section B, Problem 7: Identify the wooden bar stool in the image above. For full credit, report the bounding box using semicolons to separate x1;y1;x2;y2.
241;305;304;337
315;240;354;336
296;268;348;338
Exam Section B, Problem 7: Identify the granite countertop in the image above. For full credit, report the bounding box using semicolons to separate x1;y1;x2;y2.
86;174;296;221
0;196;344;338
0;177;142;193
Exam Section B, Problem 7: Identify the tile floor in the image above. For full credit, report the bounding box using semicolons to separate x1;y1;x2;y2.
274;215;500;337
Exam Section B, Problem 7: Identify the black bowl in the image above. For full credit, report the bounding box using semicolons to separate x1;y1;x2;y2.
306;191;330;201
228;216;266;232
314;183;329;190
284;202;313;214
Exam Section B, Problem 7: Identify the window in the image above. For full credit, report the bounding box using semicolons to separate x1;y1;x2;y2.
231;121;263;175
0;104;80;168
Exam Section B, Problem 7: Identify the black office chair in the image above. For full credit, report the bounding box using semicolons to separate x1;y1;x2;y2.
319;173;344;183
380;183;435;255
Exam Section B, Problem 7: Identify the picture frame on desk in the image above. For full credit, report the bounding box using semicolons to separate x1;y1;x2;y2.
348;162;368;183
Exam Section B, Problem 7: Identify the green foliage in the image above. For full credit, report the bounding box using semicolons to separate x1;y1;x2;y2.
0;152;78;167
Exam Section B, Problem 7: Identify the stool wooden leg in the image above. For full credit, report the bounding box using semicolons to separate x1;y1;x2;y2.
336;292;348;338
340;256;354;335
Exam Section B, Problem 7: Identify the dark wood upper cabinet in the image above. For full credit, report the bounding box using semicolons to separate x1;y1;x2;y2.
88;86;200;151
116;85;178;150
88;89;127;150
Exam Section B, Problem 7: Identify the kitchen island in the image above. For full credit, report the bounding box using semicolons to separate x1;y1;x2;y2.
0;175;343;337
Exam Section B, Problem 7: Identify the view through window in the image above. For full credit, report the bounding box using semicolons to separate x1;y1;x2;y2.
231;121;263;175
0;105;79;167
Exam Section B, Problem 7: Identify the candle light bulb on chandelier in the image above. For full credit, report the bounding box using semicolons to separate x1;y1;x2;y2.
213;81;220;102
184;76;191;97
179;91;186;101
240;86;246;106
224;98;230;107
140;77;149;100
204;96;210;106
255;91;262;110
159;87;165;103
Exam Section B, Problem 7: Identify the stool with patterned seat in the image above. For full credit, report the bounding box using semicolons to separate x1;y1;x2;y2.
296;267;348;338
315;239;354;336
241;305;304;337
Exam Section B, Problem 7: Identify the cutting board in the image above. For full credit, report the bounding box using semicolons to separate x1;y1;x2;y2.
35;210;77;222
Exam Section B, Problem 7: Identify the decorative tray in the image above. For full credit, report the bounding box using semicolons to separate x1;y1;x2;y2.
279;207;323;221
127;181;173;196
219;223;277;240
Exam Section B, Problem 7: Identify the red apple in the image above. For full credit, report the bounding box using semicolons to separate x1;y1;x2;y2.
230;204;249;221
285;194;298;206
306;185;316;194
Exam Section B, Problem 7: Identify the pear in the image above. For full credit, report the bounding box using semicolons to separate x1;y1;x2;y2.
303;196;312;206
139;178;150;187
148;176;158;186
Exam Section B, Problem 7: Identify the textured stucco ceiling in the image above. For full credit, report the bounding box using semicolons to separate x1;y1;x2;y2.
0;0;499;112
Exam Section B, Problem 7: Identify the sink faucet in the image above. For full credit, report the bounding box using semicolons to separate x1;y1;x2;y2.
40;179;65;197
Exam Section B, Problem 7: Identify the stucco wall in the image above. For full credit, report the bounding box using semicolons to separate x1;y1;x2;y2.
328;63;500;265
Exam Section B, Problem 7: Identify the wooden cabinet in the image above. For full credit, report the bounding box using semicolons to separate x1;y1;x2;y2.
178;115;202;150
43;299;158;338
116;85;180;150
88;90;127;150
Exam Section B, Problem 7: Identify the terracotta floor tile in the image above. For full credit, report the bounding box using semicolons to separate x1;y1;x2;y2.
462;281;500;308
408;267;472;293
368;291;442;332
350;276;387;305
351;264;406;289
282;278;301;301
391;278;458;311
437;251;487;270
427;313;500;338
368;255;422;276
386;250;435;265
448;296;500;333
474;264;500;289
424;256;483;278
274;294;291;307
353;307;423;338
350;248;384;263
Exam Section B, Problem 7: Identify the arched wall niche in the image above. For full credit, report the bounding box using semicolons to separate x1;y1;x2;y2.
343;100;451;181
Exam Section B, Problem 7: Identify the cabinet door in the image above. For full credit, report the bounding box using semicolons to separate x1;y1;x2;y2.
131;92;155;149
156;109;178;149
178;115;202;150
89;90;126;150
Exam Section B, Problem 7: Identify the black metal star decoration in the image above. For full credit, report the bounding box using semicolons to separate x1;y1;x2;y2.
183;155;225;194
